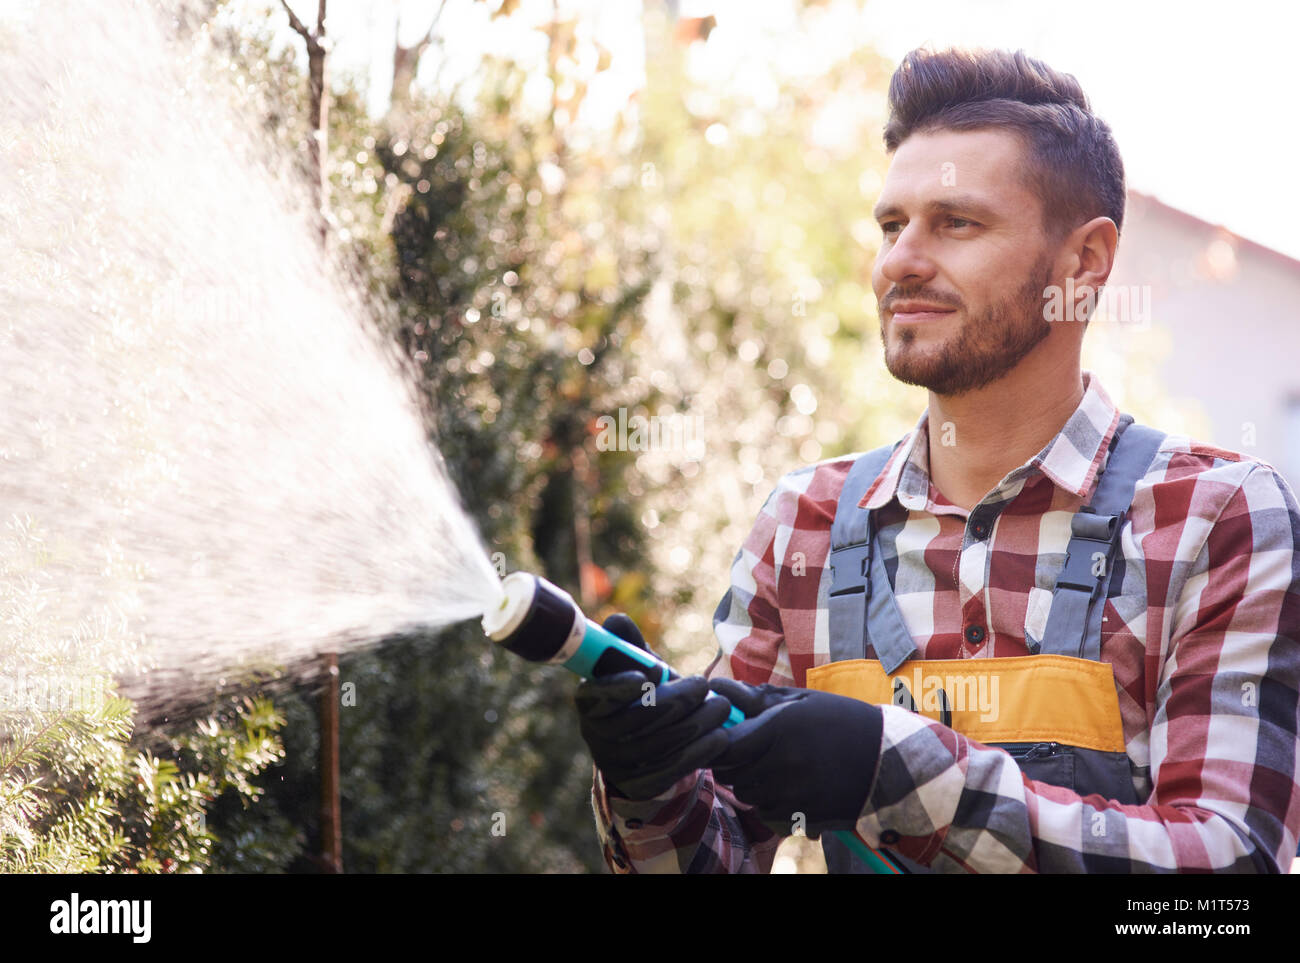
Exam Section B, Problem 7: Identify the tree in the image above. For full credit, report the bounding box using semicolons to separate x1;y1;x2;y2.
279;0;331;228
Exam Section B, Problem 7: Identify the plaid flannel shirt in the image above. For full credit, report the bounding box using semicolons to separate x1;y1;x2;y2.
591;371;1300;873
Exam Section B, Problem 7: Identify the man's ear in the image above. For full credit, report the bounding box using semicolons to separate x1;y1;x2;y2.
1058;216;1119;321
1050;215;1123;324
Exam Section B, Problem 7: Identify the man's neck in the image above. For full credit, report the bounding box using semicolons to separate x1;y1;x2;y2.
925;357;1085;513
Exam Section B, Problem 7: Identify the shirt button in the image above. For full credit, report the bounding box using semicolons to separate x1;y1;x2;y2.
965;625;986;645
880;830;901;844
972;521;989;539
625;818;644;830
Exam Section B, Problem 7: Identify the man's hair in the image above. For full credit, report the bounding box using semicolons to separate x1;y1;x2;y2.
882;47;1125;241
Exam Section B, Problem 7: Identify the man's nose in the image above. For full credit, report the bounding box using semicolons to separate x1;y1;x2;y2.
876;223;938;288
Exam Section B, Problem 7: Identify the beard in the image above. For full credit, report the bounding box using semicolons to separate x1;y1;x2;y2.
880;253;1057;397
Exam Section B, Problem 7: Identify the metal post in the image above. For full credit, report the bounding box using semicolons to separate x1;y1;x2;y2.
319;651;343;873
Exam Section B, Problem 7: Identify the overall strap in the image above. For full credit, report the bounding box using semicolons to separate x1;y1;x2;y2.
827;441;905;667
1034;414;1167;661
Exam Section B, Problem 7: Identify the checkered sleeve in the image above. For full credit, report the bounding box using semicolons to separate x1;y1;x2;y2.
589;473;817;873
852;461;1300;872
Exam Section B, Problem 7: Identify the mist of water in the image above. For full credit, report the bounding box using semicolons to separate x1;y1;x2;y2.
0;0;504;722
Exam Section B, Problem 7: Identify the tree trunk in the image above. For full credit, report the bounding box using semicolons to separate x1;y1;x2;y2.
279;1;330;237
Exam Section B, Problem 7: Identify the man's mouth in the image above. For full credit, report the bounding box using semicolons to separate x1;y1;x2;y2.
888;302;957;324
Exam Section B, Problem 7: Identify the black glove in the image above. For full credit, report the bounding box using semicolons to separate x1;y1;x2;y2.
575;614;733;801
707;678;883;836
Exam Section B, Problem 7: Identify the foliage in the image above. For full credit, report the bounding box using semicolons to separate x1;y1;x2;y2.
0;689;290;873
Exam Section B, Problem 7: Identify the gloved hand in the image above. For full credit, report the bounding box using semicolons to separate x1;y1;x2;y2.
707;678;883;836
575;614;734;801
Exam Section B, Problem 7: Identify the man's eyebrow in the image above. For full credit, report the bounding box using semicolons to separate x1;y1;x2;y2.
872;196;1001;222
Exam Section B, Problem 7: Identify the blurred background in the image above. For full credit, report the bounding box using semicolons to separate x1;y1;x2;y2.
4;0;1295;873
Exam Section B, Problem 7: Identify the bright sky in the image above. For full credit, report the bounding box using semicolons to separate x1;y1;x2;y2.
245;0;1299;261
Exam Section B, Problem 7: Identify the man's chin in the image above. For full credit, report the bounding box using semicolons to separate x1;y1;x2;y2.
884;354;989;397
884;347;952;391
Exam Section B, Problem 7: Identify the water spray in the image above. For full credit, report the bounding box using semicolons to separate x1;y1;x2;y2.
482;571;902;874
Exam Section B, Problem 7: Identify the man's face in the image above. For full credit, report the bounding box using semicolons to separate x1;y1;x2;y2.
871;128;1059;396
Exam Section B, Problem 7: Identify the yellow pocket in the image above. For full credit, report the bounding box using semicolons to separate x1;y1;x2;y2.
806;655;1125;753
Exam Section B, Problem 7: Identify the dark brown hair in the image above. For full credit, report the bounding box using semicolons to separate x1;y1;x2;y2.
883;47;1125;240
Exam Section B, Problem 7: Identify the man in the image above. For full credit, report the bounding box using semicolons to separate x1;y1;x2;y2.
577;47;1300;873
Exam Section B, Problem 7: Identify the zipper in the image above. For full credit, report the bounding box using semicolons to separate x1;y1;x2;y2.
999;741;1065;761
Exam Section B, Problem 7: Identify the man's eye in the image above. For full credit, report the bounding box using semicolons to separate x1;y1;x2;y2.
948;217;976;229
880;221;902;235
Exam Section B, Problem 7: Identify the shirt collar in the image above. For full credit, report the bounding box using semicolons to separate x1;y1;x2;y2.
859;370;1122;511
